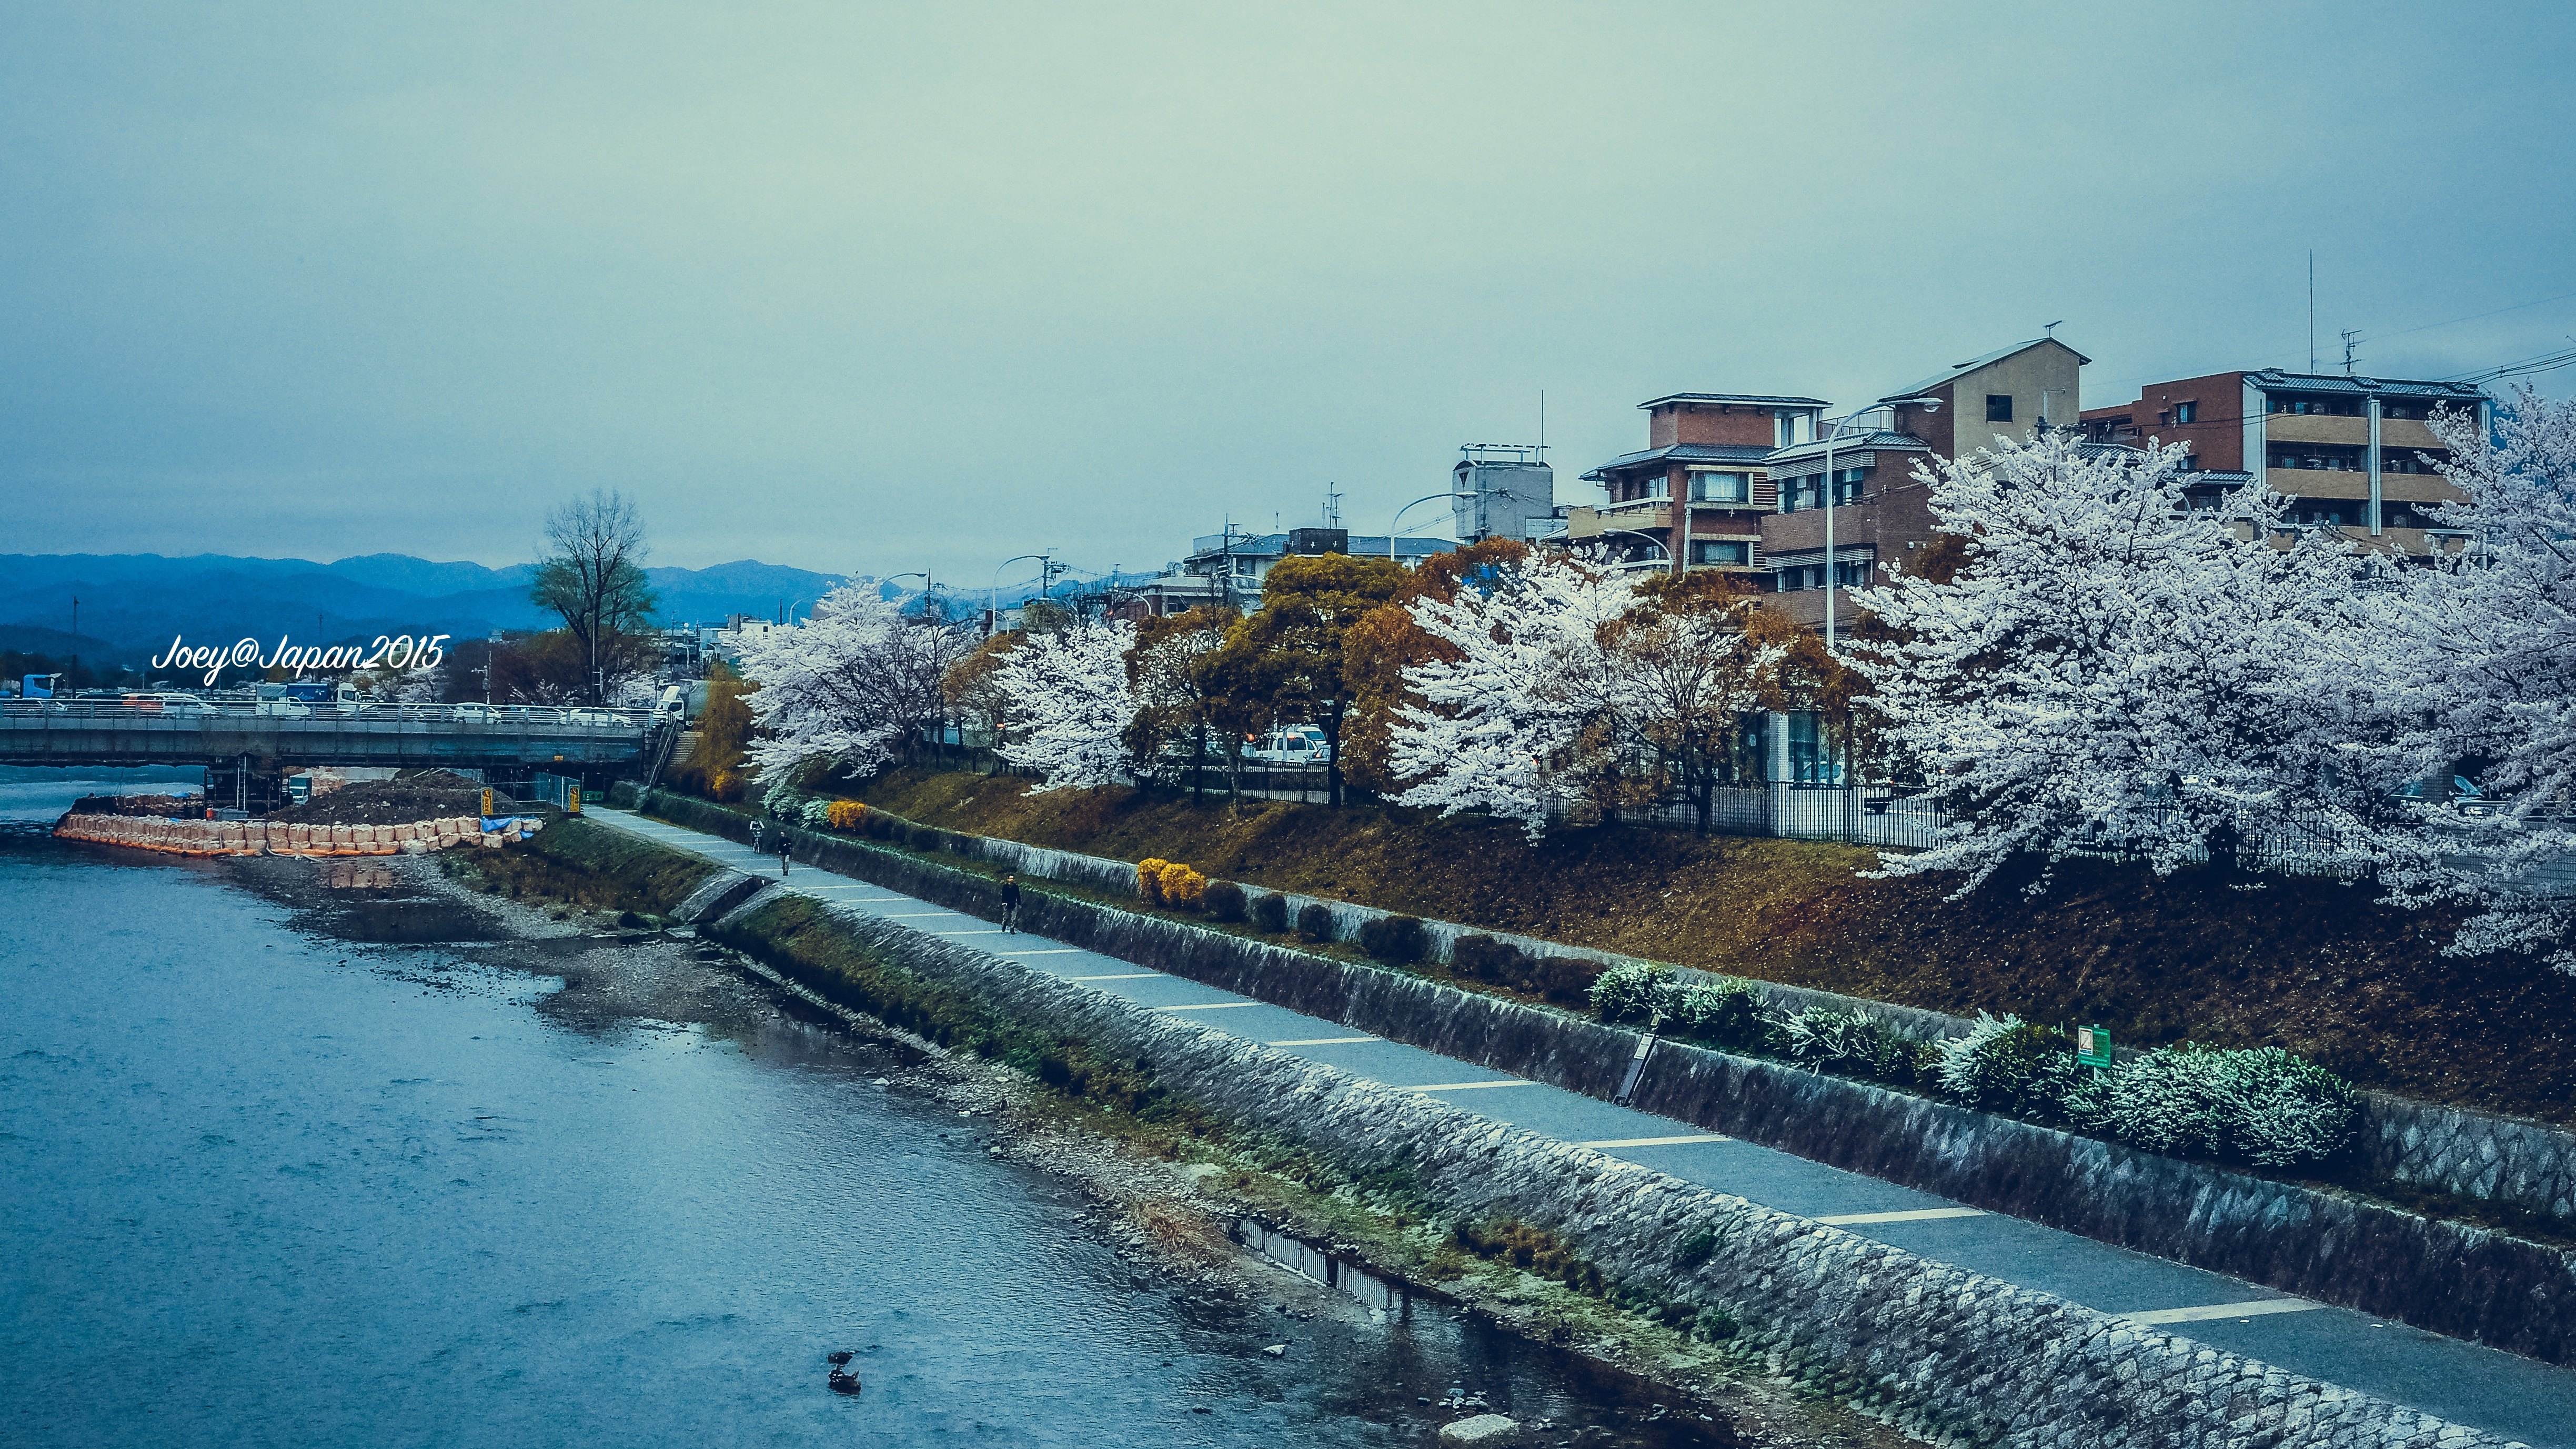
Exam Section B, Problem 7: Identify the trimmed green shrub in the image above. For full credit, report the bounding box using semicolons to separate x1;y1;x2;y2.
907;824;943;853
1296;903;1335;942
1451;934;1525;983
1533;956;1604;1005
1588;960;1673;1023
1778;1005;1916;1085
1357;914;1428;964
1666;976;1776;1054
1250;892;1290;934
1937;1015;2089;1126
1203;880;1246;922
2070;1043;2359;1168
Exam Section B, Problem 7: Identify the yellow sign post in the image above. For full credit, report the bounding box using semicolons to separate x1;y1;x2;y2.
480;786;494;818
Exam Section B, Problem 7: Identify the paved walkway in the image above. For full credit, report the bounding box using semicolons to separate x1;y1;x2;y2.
591;808;2574;1447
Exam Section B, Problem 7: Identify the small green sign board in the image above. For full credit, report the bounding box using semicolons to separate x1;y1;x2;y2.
2074;1025;2115;1069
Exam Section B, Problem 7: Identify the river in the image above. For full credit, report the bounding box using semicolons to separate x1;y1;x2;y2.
1;773;1718;1447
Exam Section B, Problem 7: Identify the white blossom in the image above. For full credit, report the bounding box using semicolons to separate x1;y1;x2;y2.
2372;387;2576;966
1852;430;2378;894
738;583;974;782
993;619;1138;792
1388;555;1639;836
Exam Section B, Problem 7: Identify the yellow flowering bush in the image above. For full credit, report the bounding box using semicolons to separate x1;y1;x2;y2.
1158;862;1207;910
1138;858;1170;903
826;800;868;830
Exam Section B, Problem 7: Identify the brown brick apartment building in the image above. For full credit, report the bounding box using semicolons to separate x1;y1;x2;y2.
1573;393;1830;581
2082;369;2490;551
1758;337;2090;629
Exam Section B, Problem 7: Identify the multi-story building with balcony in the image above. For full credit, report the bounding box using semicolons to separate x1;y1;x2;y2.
1758;336;2089;629
2081;369;2489;552
1571;393;1829;581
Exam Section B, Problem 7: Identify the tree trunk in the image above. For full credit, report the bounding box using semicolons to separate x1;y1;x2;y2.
1325;699;1344;808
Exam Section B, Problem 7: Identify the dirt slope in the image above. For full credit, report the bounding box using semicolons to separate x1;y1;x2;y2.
848;768;2576;1127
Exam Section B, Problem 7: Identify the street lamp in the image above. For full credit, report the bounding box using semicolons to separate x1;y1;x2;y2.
1390;491;1475;546
991;554;1049;632
1582;527;1672;570
882;571;935;618
1816;395;1941;653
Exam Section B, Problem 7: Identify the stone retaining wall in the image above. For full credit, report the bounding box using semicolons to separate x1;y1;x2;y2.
633;787;2576;1226
54;811;504;857
692;814;2576;1366
700;889;2528;1449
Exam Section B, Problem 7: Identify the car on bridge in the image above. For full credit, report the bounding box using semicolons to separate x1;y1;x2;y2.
123;692;211;716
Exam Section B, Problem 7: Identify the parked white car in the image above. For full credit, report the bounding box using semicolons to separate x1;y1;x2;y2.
564;708;618;727
1241;726;1329;764
451;703;498;724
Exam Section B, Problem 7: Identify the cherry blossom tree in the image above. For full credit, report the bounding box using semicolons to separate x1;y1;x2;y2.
1388;554;1642;836
993;618;1137;792
738;583;974;783
1851;429;2377;895
2373;387;2576;966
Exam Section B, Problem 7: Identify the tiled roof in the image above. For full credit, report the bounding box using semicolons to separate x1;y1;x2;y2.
1579;444;1775;481
1759;431;1932;470
2244;369;2486;400
1881;337;2091;402
1637;392;1830;410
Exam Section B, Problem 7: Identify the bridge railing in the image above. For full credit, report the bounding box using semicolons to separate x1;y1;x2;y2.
0;699;652;729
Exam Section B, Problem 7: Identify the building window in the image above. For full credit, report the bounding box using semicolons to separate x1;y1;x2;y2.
1831;467;1865;506
1779;476;1820;512
2174;401;2198;424
1787;711;1842;785
1646;474;1671;499
1985;394;2014;422
1831;559;1869;588
1690;471;1748;503
1692;539;1751;566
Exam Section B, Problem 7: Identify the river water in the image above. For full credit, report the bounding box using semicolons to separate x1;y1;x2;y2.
1;774;1719;1448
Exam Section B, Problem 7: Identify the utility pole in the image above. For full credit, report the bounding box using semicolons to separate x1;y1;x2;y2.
2308;250;2317;372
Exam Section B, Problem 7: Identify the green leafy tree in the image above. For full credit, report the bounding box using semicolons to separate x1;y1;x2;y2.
1207;553;1405;806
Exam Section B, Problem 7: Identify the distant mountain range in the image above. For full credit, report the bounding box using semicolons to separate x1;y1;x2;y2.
0;553;851;668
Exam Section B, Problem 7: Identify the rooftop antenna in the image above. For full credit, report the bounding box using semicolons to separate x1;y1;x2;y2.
2341;329;2362;376
1324;484;1342;528
2308;250;2317;372
1538;389;1546;460
2044;320;2063;339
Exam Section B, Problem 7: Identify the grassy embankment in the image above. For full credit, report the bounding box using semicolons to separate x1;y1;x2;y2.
844;767;2576;1129
438;816;719;920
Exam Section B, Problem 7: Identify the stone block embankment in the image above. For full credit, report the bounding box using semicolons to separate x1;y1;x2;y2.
675;807;2576;1366
636;787;2576;1230
55;812;506;857
701;893;2528;1449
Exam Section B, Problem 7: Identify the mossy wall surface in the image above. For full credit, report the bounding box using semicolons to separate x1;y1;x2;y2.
666;809;2576;1365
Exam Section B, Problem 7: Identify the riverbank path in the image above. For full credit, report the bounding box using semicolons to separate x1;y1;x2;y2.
587;806;2575;1449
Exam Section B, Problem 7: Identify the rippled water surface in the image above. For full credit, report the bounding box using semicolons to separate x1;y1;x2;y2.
1;777;1710;1448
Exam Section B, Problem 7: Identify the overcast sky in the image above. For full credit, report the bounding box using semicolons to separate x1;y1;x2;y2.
5;2;2572;590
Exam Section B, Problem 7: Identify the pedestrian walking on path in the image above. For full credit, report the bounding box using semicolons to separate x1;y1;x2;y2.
776;829;792;877
749;818;764;856
1000;873;1021;934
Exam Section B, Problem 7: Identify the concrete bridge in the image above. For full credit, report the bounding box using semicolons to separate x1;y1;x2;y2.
0;699;657;771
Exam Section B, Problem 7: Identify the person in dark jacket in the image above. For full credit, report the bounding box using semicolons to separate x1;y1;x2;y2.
1000;874;1020;934
776;830;792;877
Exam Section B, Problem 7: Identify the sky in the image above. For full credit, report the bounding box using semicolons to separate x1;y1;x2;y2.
5;1;2573;593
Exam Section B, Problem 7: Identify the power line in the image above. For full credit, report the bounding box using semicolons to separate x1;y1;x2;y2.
2088;284;2576;402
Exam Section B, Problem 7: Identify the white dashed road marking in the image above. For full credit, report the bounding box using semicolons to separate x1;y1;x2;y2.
1814;1208;1988;1226
2122;1299;2322;1326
